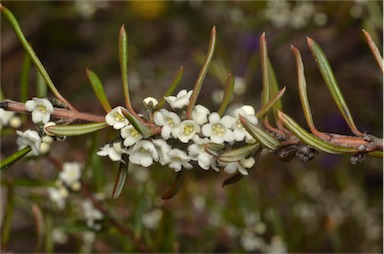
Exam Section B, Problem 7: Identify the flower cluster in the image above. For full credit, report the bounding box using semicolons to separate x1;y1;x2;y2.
97;89;259;175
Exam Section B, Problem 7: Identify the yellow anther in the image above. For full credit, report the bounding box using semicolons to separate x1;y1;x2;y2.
166;118;174;127
113;112;125;122
37;104;47;113
236;119;244;130
183;124;194;135
130;129;139;138
212;123;225;136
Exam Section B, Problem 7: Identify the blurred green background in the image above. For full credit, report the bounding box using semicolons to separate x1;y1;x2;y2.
1;1;382;253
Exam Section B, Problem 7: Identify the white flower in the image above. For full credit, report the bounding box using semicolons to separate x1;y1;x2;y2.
188;139;213;170
16;129;42;156
167;148;193;172
0;109;15;128
142;209;163;229
129;140;159;167
48;186;69;209
82;200;103;230
59;162;82;190
25;97;54;124
143;97;159;110
191;104;210;125
221;157;255;175
120;125;142;147
164;89;193;109
232;105;258;142
152;139;171;165
97;142;126;162
105;106;129;130
154;109;181;140
177;120;200;143
202;112;235;144
52;228;68;244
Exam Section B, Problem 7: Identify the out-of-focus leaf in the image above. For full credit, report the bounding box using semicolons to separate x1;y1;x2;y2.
362;29;384;73
1;180;14;246
218;73;234;116
112;158;129;199
217;143;259;163
0;146;31;174
367;151;383;158
187;26;216;118
222;145;262;187
0;4;75;111
86;68;112;113
45;122;107;136
240;116;280;150
256;87;286;119
158;66;184;109
307;37;363;136
204;142;225;156
278;110;358;154
32;203;45;253
162;170;186;200
20;53;31;104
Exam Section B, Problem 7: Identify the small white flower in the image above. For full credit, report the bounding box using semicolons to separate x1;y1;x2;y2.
142;209;163;229
59;162;82;189
154;109;181;140
191;104;210;125
167;148;193;172
82;200;103;230
0;109;15;128
47;186;69;209
129;140;159;167
120;125;142;147
188;139;213;170
152;139;171;165
97;142;126;162
233;76;247;95
220;157;255;175
178;120;200;143
232;105;258;142
52;228;68;244
143;97;159;110
202;112;235;144
164;89;193;109
105;106;129;130
25;97;54;124
16;129;42;156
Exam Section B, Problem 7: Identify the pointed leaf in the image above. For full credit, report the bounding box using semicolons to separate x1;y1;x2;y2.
268;58;283;112
158;66;184;109
307;37;363;136
362;29;384;73
278;110;358;154
86;68;112;113
222;146;262;187
112;158;129;199
218;73;234;116
204;142;225;156
187;26;216;118
0;5;75;111
119;25;131;109
45;122;108;136
162;170;186;200
259;33;270;108
1;146;31;174
240;116;280;150
217;143;259;163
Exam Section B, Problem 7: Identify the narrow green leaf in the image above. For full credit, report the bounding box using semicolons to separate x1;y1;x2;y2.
112;158;129;199
204;142;225;156
1;180;14;246
20;53;31;103
36;72;47;98
218;73;234;117
0;5;75;111
0;146;31;174
186;26;216;119
45;122;108;136
162;170;186;200
217;143;259;163
122;109;154;138
119;25;131;109
158;66;184;109
367;151;383;158
362;29;384;73
256;87;286;119
259;33;270;108
222;146;262;187
86;68;112;113
268;58;283;112
240;116;280;150
278;110;358;154
307;37;363;136
291;46;318;134
32;203;45;253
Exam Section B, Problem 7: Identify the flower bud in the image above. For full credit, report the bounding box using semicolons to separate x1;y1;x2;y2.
143;97;159;110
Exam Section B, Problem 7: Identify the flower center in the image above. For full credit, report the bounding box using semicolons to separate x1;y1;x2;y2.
130;129;140;138
212;123;225;136
37;104;47;113
166;118;174;127
236;119;244;130
113;112;125;122
183;124;194;135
